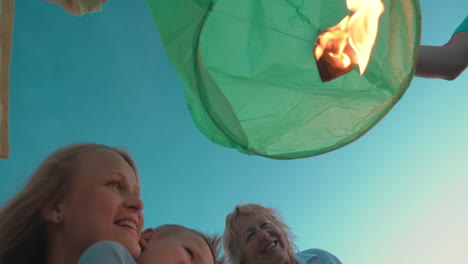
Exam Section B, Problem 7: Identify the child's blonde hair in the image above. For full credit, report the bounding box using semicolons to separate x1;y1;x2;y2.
155;224;225;264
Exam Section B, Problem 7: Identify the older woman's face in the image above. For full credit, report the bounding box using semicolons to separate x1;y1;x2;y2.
58;149;144;258
233;214;288;264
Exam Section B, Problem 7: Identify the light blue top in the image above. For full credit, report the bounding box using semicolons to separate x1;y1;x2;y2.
77;242;342;264
454;15;468;34
78;241;136;264
296;248;343;264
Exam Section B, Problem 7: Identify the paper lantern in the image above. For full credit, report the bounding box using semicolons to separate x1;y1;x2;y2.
147;0;420;159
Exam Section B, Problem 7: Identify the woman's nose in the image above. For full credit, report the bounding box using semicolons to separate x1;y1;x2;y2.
124;194;144;211
257;229;268;240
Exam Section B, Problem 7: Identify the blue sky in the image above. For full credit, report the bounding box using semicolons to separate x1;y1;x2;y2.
1;0;467;263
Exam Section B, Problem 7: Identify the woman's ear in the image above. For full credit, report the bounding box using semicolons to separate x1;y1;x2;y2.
41;200;64;224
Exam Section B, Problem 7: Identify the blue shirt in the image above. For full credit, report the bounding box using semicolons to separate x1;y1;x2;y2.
78;242;342;264
296;248;343;264
454;15;468;34
78;241;136;264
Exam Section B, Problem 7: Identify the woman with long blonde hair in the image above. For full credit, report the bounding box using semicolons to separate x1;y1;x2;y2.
0;143;144;264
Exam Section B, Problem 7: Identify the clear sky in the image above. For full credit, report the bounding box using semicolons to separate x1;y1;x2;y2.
0;0;467;263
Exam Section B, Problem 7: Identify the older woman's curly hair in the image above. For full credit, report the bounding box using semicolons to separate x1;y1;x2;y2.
223;203;298;264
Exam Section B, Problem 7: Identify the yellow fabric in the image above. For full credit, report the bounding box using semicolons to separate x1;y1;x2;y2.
0;0;13;159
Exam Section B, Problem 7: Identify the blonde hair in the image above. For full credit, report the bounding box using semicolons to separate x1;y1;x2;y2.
0;143;138;264
155;224;226;264
223;203;298;264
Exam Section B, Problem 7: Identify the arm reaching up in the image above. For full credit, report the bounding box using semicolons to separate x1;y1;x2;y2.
415;16;468;80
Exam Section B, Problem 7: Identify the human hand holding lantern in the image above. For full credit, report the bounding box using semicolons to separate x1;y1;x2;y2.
44;0;108;16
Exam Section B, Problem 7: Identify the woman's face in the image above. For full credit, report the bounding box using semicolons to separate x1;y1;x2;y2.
233;214;288;264
57;149;144;258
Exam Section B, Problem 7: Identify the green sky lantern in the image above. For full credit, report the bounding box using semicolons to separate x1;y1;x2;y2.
147;0;420;159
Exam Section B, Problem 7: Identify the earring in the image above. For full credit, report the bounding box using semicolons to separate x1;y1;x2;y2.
57;215;62;221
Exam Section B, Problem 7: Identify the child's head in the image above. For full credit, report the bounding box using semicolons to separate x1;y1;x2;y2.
138;224;224;264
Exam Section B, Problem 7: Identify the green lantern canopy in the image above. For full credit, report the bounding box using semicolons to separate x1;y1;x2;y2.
147;0;420;159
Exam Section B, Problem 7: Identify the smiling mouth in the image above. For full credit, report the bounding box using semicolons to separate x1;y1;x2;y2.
115;220;138;234
262;240;278;253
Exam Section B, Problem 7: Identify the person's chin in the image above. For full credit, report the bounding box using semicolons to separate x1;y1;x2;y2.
124;241;141;259
113;237;140;259
258;248;285;264
114;228;140;255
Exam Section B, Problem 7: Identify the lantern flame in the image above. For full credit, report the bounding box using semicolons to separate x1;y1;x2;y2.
314;0;384;79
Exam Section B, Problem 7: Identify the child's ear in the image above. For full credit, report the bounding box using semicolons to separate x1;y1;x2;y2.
141;228;155;240
41;200;64;224
139;228;155;251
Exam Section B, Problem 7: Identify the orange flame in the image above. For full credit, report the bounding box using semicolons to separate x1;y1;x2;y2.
314;0;384;75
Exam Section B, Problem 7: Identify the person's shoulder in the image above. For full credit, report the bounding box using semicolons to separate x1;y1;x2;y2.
78;241;136;264
296;248;343;264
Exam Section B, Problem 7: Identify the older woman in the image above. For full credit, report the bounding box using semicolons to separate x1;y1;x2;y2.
0;143;144;264
224;203;342;264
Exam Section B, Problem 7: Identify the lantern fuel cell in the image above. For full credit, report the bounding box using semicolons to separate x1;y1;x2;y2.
314;0;385;82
